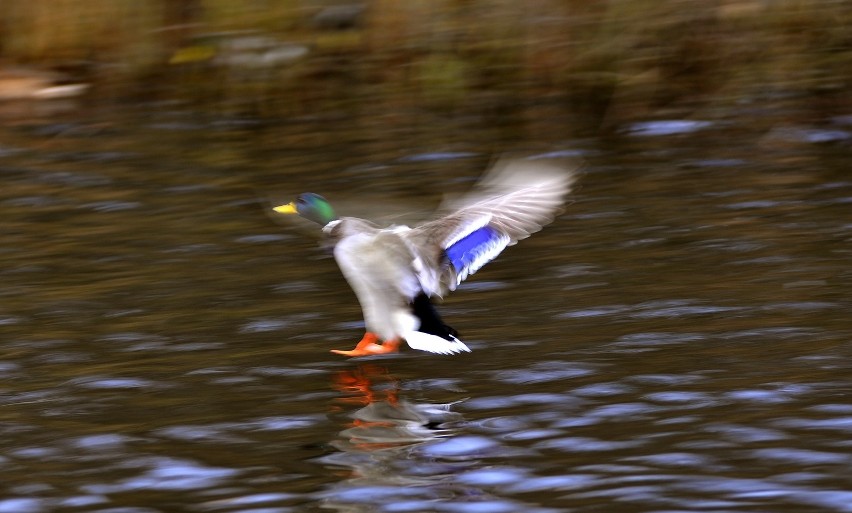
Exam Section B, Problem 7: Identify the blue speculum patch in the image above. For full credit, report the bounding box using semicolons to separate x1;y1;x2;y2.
446;225;503;274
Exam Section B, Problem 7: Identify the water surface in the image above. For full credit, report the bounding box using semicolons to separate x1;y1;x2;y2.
1;108;851;512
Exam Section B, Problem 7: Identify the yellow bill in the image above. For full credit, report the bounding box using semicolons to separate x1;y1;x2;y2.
273;202;297;214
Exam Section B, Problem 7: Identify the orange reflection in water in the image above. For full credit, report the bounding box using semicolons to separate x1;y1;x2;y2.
330;364;461;454
332;363;399;408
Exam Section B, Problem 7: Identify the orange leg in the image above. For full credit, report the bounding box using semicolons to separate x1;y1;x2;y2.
331;333;401;357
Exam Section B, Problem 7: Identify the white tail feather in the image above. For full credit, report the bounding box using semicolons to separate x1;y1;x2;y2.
404;332;471;355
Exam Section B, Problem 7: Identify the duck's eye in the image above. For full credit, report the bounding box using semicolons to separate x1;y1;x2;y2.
297;197;307;205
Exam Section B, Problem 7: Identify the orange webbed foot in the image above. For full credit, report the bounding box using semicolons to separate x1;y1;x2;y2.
331;334;401;357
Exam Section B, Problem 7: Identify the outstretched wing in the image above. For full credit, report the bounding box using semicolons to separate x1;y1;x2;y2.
404;159;578;295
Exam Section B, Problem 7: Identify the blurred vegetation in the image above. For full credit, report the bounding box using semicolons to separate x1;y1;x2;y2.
0;0;849;132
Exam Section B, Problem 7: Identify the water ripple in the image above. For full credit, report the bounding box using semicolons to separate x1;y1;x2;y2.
500;428;563;441
0;498;45;513
535;436;645;452
628;120;714;136
774;416;852;433
492;362;595;385
704;423;789;443
457;467;528;486
69;376;165;390
612;332;706;347
572;382;635;397
420;435;499;457
81;457;238;493
505;474;599;493
644;391;717;407
752;448;852;465
198;492;297;510
586;402;660;419
627;452;719;469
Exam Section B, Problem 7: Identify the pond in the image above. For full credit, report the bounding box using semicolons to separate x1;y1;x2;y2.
1;103;851;513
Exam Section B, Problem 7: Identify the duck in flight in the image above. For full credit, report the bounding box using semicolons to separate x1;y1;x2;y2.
274;159;577;357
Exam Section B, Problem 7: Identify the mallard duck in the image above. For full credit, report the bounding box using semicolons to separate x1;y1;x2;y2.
274;159;577;357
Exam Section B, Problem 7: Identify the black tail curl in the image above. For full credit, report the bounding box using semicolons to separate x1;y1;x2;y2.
409;293;459;341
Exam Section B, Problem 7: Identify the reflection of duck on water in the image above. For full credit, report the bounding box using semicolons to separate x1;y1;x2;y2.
329;364;463;453
319;364;466;510
319;366;539;512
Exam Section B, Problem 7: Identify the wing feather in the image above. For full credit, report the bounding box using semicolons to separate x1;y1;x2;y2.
405;159;578;293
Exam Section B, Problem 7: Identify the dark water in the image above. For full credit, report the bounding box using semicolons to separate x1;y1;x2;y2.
1;108;851;513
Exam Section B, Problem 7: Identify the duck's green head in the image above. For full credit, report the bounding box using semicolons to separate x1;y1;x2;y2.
274;193;337;226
